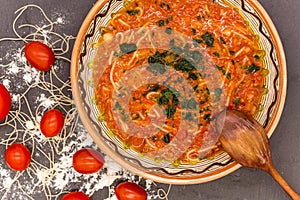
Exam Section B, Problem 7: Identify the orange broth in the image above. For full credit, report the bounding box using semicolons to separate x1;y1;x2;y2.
94;0;267;164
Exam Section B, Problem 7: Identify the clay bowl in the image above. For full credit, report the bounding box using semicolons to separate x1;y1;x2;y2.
70;0;286;184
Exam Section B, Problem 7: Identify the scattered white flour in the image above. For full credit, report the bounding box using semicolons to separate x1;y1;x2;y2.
36;93;56;109
2;79;11;89
0;4;169;200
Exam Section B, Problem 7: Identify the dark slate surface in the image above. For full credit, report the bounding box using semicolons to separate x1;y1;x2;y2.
0;0;299;199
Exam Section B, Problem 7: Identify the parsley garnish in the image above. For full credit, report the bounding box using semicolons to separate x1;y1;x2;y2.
219;37;226;44
192;28;197;35
233;98;241;106
162;133;170;143
119;43;137;55
226;73;231;80
213;52;220;57
214;88;222;101
166;27;173;34
173;58;196;73
203;113;211;121
126;10;139;16
160;3;171;10
229;50;235;55
248;64;260;74
201;32;214;47
156;20;165;27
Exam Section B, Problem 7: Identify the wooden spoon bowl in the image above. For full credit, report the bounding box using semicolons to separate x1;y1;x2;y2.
217;109;300;200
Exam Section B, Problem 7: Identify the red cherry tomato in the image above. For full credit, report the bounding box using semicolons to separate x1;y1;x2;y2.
40;109;65;137
115;182;147;200
61;192;91;200
4;143;31;171
0;84;11;121
24;41;55;72
72;148;105;174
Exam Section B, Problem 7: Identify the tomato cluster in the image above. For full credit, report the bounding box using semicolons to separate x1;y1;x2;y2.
1;41;148;200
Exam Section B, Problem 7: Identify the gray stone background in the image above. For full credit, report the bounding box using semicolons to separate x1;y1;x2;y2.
0;0;299;199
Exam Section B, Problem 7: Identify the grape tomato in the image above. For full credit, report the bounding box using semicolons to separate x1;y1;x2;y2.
61;192;91;200
114;182;147;200
4;143;31;171
0;83;11;121
24;41;55;72
72;148;105;174
40;109;65;137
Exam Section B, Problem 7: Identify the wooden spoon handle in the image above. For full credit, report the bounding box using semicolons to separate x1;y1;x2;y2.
267;164;300;200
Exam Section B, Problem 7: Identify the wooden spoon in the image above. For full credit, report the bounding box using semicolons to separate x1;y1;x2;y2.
216;109;300;200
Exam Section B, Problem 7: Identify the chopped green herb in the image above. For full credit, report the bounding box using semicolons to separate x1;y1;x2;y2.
213;52;220;57
165;105;177;119
152;32;155;38
192;28;197;35
161;89;174;100
188;72;198;80
166;27;173;34
197;15;204;20
187;51;203;63
182;98;198;109
229;50;235;55
183;43;190;53
183;112;194;121
162;133;170;143
226;73;231;80
219;37;226;44
114;102;122;110
193;85;199;91
233;98;241;106
169;39;183;54
206;88;210;95
201;32;214;47
146;64;166;75
160;3;171;10
126;9;139;16
248;64;260;74
193;38;203;45
148;84;160;92
174;58;196;73
156;88;180;119
119;43;137;55
156;20;165;27
152;135;157;141
214;88;222;101
148;51;167;65
203;113;211;121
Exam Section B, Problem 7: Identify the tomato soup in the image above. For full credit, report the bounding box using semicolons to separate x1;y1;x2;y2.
93;0;267;164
